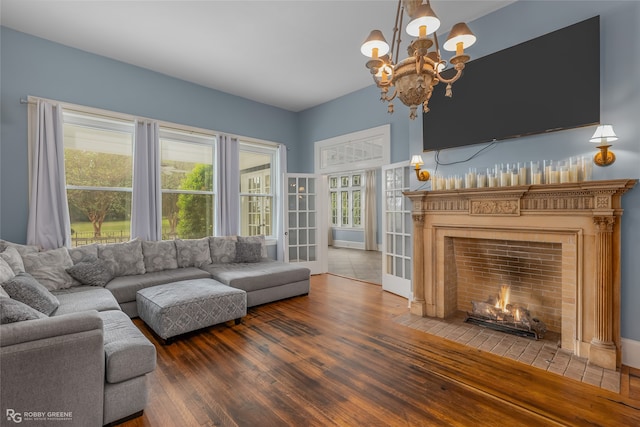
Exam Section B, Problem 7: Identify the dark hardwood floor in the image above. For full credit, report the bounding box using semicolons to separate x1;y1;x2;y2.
123;274;640;427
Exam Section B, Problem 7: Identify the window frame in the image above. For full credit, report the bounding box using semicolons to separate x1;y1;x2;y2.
239;141;278;238
329;172;364;229
159;128;217;240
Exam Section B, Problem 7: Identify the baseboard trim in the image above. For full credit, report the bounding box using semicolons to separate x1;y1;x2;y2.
622;338;640;369
332;240;365;250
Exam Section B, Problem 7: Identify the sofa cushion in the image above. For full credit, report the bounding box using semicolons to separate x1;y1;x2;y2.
201;261;310;292
209;236;237;264
142;240;178;273
0;247;25;274
235;242;263;263
98;310;156;384
0;257;15;283
0;286;9;298
0;298;47;324
66;257;115;287
51;287;121;315
1;272;60;315
99;239;146;277
237;235;267;258
175;237;212;268
21;247;76;290
68;244;98;264
105;267;211;304
0;239;40;256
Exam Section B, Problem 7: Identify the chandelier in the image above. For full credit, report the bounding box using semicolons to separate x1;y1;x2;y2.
360;0;477;119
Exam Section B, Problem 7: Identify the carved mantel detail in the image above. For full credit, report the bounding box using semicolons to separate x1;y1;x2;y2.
404;179;637;370
470;199;520;216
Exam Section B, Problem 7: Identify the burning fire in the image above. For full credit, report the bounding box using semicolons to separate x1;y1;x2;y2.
468;283;546;339
495;284;511;312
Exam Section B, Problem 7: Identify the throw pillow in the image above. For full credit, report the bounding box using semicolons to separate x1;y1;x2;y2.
2;272;60;315
235;242;263;263
66;257;115;287
238;235;267;258
209;236;238;264
0;257;16;283
68;244;98;264
0;298;48;324
0;286;10;298
98;239;145;277
21;247;76;291
175;237;212;268
0;247;25;274
0;239;40;256
142;240;178;273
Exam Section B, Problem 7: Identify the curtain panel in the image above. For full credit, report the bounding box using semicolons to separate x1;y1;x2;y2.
216;134;240;236
26;100;72;250
131;120;161;241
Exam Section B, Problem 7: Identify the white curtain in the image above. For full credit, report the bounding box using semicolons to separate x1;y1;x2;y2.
364;169;377;251
26;100;72;250
275;144;287;261
216;134;239;236
131;120;161;240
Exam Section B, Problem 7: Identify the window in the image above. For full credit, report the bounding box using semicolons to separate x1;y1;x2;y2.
58;101;281;248
329;173;363;228
63;112;134;246
160;130;216;240
239;143;276;237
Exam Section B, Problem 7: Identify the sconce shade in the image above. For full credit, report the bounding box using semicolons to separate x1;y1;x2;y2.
443;23;477;51
406;4;441;37
590;124;618;144
410;155;425;166
361;30;390;58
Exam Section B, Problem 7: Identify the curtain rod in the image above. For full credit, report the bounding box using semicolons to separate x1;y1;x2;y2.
19;96;285;149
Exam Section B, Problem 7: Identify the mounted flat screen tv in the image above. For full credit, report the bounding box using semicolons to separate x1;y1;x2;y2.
423;16;600;151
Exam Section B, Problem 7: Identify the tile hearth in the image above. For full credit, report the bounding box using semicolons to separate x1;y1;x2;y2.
394;311;620;393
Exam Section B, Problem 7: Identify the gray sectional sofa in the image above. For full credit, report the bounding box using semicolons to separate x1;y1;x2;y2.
0;235;310;426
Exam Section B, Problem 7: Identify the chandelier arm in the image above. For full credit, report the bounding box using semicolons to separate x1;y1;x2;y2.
386;87;398;101
435;64;465;84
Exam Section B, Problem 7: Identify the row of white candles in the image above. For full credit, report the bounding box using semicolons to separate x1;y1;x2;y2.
432;157;594;190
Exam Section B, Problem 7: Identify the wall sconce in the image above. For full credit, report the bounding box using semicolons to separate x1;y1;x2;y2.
590;124;618;167
410;155;430;181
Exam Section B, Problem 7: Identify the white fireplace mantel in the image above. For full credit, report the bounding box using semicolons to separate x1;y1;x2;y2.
405;179;637;369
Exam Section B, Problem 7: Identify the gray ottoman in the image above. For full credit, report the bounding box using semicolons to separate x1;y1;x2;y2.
136;278;246;340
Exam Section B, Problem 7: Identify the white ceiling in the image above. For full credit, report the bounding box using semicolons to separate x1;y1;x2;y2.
1;0;514;112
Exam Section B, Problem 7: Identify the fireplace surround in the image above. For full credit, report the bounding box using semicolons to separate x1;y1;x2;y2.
405;179;636;369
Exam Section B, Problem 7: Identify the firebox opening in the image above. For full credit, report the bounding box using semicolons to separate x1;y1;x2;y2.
445;237;563;337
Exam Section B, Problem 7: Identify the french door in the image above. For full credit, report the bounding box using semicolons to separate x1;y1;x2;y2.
381;162;412;298
283;174;327;274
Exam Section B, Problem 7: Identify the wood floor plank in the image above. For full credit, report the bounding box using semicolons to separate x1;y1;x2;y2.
122;274;640;427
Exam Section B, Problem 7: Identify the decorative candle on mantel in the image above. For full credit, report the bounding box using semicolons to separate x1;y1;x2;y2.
530;161;541;184
476;172;487;188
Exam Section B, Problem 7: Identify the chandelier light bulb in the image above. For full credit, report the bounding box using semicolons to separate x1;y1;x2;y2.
406;4;440;37
361;30;390;58
443;22;477;54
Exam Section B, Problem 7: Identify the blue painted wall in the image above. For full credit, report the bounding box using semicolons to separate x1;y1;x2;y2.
0;26;298;244
296;1;640;341
1;0;639;341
